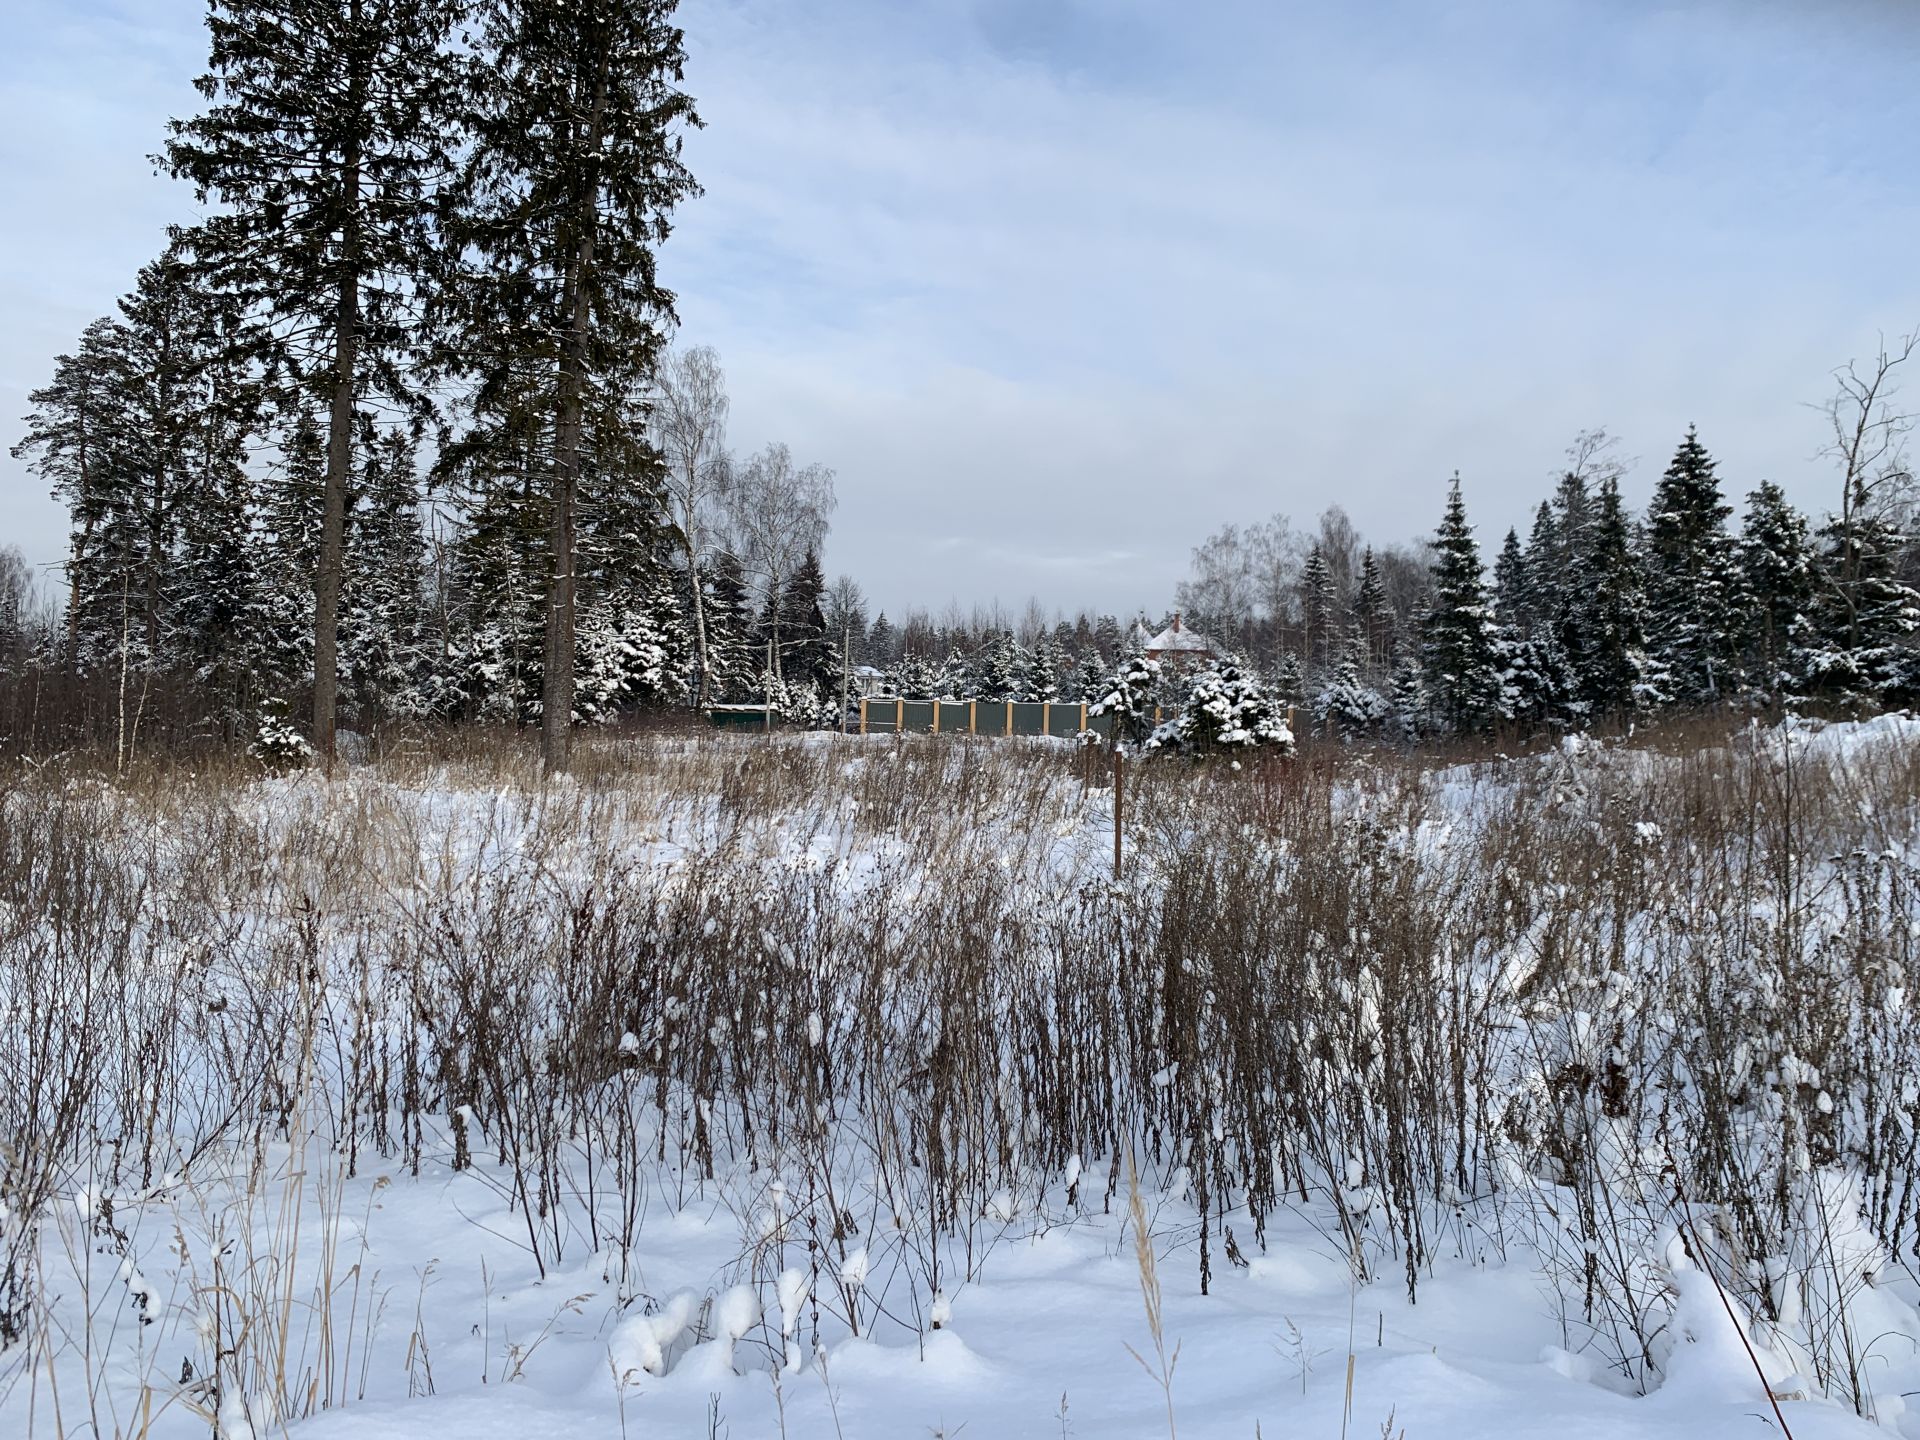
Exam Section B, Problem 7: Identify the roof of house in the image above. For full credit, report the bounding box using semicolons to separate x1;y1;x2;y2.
1145;613;1212;654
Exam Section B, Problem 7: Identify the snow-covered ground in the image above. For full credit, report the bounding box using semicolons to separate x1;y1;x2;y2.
4;718;1919;1438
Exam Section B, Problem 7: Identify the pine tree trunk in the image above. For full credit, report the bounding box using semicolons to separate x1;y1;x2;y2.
313;22;368;772
544;279;585;775
542;48;613;777
315;241;361;771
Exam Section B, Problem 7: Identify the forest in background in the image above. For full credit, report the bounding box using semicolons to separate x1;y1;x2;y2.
1;0;1916;765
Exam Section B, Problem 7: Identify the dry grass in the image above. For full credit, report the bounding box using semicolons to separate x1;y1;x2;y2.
1;717;1917;1427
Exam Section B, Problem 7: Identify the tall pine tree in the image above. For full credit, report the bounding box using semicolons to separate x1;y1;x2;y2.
165;0;465;763
448;0;700;772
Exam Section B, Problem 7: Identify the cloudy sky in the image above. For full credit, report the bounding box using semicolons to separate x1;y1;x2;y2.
4;0;1918;620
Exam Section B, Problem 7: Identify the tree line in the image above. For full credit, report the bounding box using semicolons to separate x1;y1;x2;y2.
7;0;1915;760
1156;345;1920;742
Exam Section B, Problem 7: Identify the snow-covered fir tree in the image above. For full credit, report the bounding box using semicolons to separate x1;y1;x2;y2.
1388;656;1427;742
1521;501;1559;631
866;612;898;669
1492;527;1531;632
933;647;970;700
1497;628;1579;731
886;650;938;699
1150;657;1293;757
1089;652;1162;747
342;429;430;727
971;630;1023;701
774;550;836;700
1420;474;1506;732
1311;634;1389;740
256;409;326;703
1270;650;1305;703
701;551;756;702
1069;646;1107;703
1352;545;1392;669
1573;477;1654;716
1806;513;1919;703
1023;634;1063;701
1643;426;1738;701
11;316;133;665
445;0;698;768
1736;480;1817;697
1301;543;1336;671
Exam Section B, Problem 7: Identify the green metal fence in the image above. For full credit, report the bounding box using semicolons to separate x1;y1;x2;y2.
851;698;1149;739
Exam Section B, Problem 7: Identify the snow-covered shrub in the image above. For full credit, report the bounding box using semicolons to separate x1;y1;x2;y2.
1311;654;1388;739
1089;651;1161;747
1149;658;1293;757
248;705;313;769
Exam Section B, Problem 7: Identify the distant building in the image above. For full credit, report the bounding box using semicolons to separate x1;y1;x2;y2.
849;664;887;698
1143;613;1214;666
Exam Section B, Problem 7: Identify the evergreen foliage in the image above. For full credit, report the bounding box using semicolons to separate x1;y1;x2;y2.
1643;426;1738;700
1150;658;1293;756
1420;475;1506;732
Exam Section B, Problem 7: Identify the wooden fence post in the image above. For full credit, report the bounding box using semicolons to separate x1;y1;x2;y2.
1113;745;1124;879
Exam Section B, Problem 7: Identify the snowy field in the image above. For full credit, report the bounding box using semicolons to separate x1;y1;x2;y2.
4;718;1920;1439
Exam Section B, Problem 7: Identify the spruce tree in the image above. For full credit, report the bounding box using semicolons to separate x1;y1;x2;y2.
117;253;260;671
13;317;138;664
1492;528;1530;632
1271;650;1305;702
1301;543;1336;671
971;630;1023;702
1420;474;1505;732
342;429;429;726
1389;656;1427;742
1352;546;1391;670
866;612;898;669
1643;426;1738;701
1736;481;1816;697
1312;632;1389;739
165;0;465;763
1543;476;1591;683
579;417;691;708
1089;652;1163;747
1024;634;1064;702
1497;630;1577;731
703;551;754;701
1522;500;1559;623
1068;647;1106;704
18;257;257;681
252;409;328;704
777;550;835;698
1807;514;1919;702
448;0;700;772
1153;658;1292;756
442;399;550;721
1577;477;1653;716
